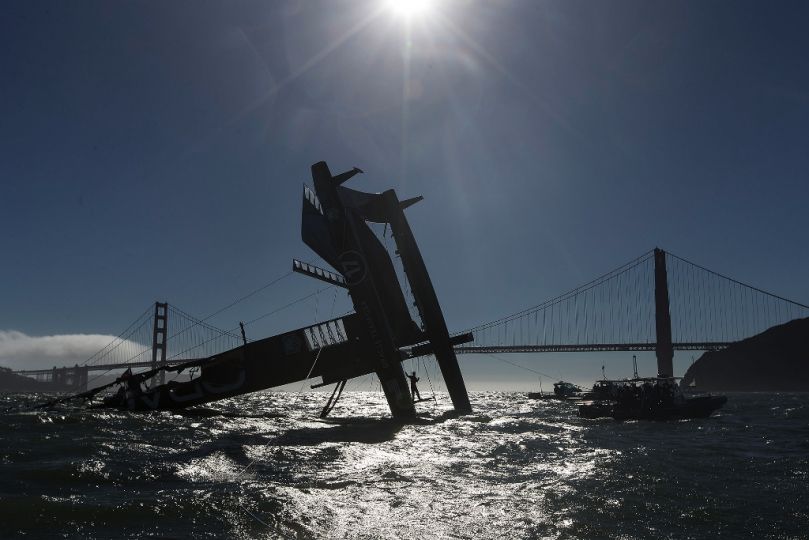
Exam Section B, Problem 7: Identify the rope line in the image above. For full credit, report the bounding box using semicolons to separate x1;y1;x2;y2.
201;271;294;322
484;353;558;380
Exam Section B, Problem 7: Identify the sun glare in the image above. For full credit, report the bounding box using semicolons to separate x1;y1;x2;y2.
386;0;433;18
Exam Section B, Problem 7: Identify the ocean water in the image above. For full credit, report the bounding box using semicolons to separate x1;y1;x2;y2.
1;391;807;539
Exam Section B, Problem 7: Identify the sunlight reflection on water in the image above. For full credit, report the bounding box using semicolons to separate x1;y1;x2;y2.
1;391;808;538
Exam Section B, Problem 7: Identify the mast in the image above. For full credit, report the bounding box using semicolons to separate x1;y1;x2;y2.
306;162;416;418
381;189;472;412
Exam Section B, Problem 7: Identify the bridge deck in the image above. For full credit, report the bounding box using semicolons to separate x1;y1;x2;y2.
13;342;733;376
453;342;733;354
14;359;194;376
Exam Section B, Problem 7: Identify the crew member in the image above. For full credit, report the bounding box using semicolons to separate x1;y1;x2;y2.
407;371;421;401
118;368;144;402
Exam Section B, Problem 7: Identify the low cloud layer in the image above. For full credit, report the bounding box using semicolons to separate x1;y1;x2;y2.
0;330;146;370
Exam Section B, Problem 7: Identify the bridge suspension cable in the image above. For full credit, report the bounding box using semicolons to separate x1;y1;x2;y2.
455;250;657;350
455;248;809;354
76;304;155;368
665;251;809;345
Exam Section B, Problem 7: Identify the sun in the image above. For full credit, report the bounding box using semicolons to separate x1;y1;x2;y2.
385;0;434;19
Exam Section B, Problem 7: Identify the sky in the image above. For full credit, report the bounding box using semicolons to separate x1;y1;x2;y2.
2;0;808;389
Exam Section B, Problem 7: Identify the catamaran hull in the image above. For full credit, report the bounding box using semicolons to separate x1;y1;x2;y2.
89;315;381;412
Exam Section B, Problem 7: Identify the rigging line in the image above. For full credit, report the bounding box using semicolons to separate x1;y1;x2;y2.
483;353;558;380
314;285;319;324
146;271;294;357
239;287;332;328
421;356;438;405
84;366;119;389
298;346;325;392
119;322;238;367
166;305;242;340
329;287;338;318
456;249;655;335
201;270;293;322
667;251;809;310
164;336;223;362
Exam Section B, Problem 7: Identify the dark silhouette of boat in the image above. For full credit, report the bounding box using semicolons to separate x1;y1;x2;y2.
528;381;583;400
585;379;621;401
578;377;727;420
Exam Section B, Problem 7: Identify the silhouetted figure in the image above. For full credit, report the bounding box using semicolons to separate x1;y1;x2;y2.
118;368;144;402
407;371;421;401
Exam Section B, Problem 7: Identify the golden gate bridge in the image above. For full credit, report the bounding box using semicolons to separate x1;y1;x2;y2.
13;247;809;392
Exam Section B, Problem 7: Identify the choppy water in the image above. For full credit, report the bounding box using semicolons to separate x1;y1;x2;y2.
1;391;807;539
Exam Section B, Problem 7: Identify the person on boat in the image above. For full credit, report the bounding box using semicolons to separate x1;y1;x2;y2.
118;368;144;402
407;371;421;401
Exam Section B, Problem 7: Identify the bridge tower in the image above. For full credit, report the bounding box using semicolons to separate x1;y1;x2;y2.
654;248;674;377
77;365;88;392
151;302;168;385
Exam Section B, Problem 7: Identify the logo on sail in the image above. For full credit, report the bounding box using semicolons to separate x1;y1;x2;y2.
338;250;367;285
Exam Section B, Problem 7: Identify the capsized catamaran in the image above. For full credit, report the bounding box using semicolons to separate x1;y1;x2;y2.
61;162;473;419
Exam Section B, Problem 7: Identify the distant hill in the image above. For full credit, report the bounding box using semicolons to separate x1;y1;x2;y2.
0;367;46;392
682;317;809;391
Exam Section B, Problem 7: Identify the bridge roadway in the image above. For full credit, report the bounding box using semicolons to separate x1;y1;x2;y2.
15;358;193;377
14;342;732;376
452;342;733;354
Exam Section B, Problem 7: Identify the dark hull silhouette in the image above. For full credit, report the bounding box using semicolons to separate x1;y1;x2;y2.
528;381;583;401
88;319;368;412
527;392;577;401
579;395;727;420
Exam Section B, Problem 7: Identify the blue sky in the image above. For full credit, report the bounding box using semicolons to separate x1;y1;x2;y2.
2;1;808;388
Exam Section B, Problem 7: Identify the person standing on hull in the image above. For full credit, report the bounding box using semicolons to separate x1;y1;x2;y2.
407;371;421;401
118;368;144;403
